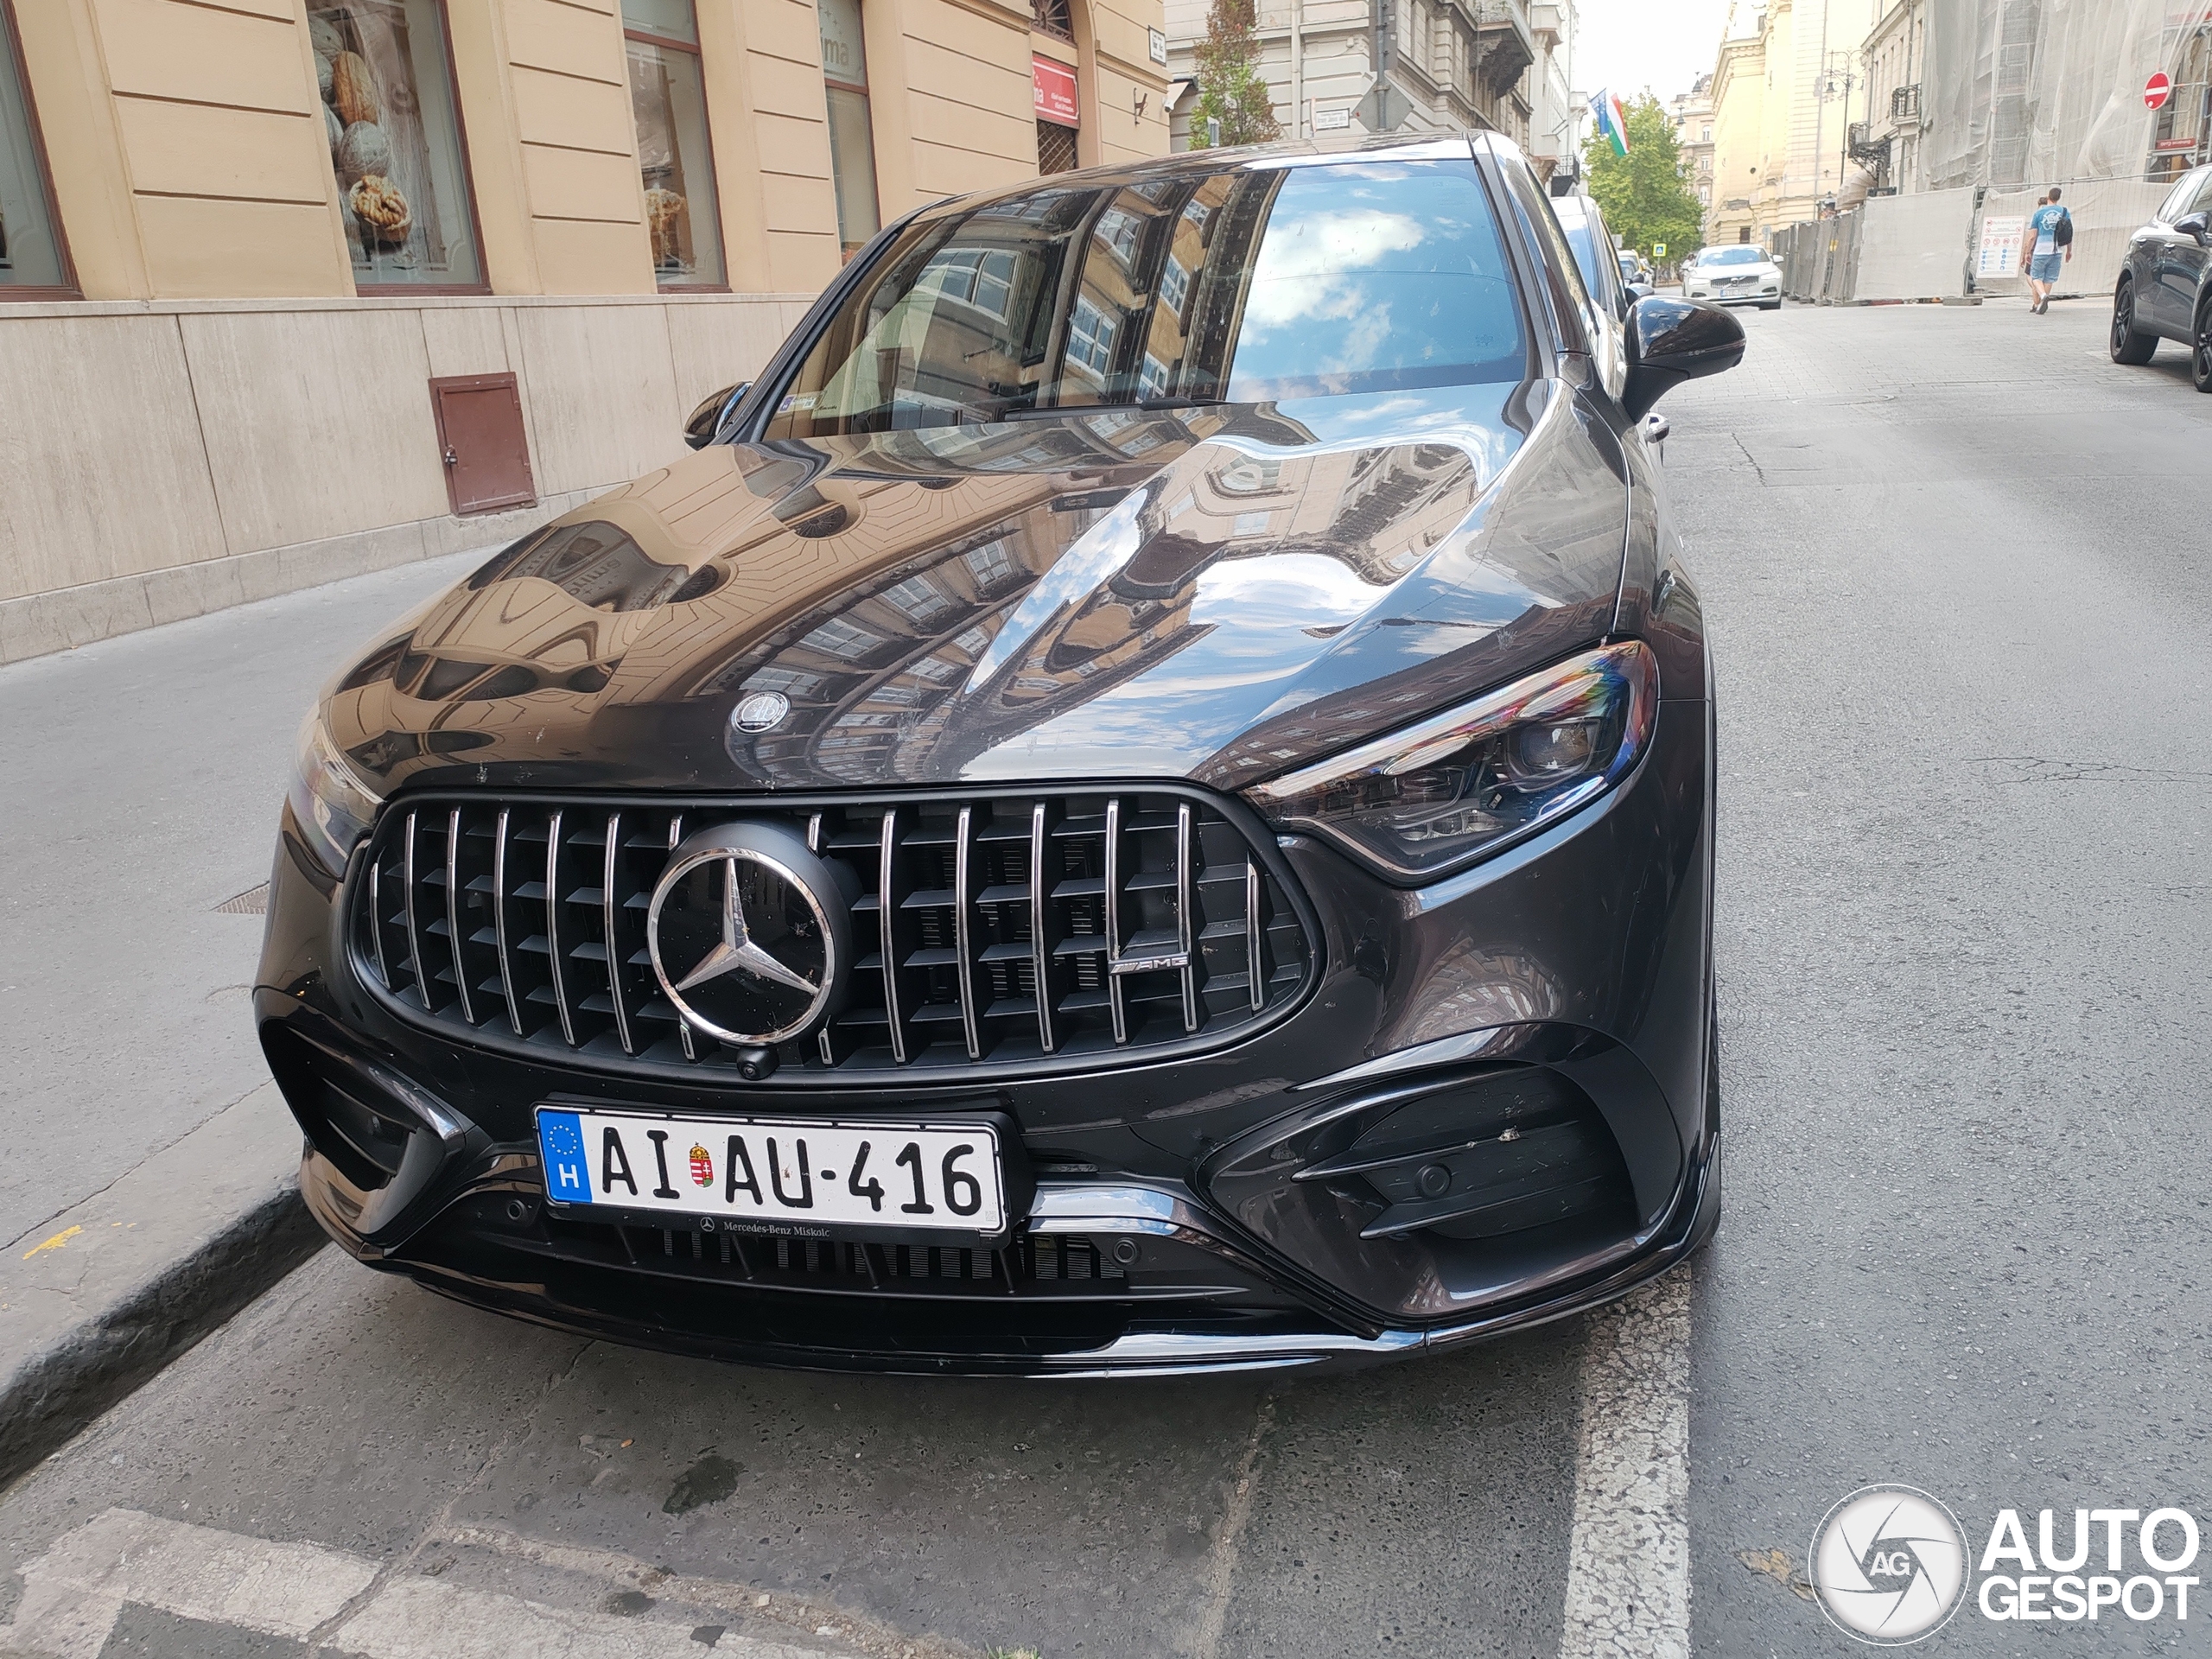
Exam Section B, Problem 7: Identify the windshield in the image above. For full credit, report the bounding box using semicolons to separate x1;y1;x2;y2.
1703;246;1766;267
766;159;1528;436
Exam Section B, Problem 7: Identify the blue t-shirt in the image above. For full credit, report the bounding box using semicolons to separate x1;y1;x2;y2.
2030;204;2069;253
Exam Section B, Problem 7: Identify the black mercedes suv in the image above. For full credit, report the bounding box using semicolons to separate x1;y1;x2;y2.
259;132;1743;1376
2111;162;2212;391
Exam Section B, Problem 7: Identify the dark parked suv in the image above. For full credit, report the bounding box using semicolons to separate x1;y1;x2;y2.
2112;162;2212;391
261;132;1744;1375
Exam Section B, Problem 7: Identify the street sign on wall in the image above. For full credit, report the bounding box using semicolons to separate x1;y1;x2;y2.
2145;71;2171;110
1975;214;2024;278
1033;54;1078;126
1313;106;1351;131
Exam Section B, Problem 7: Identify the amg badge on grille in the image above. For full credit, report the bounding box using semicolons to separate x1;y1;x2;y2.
645;822;855;1046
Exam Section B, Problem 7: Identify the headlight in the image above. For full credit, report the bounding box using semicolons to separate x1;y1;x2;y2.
1243;641;1658;881
286;705;384;877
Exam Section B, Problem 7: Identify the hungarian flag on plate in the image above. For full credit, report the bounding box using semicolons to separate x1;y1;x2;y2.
1589;89;1630;156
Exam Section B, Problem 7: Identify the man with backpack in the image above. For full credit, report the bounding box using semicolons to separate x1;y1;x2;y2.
2022;187;2073;314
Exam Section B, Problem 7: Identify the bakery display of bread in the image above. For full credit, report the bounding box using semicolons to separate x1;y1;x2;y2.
348;175;411;247
336;122;394;187
645;188;690;266
325;105;344;156
332;51;381;127
308;14;344;66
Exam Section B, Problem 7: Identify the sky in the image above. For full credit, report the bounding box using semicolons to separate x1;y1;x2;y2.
1566;0;1739;111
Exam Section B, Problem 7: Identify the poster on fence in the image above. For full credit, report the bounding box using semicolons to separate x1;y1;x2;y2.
1975;216;2024;278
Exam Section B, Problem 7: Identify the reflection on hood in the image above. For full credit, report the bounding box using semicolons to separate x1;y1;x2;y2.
321;384;1628;796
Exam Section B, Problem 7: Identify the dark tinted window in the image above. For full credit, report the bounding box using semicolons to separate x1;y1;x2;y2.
766;157;1526;436
2190;168;2212;218
2155;169;2203;222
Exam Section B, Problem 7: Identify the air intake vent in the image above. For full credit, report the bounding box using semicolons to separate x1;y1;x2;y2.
350;788;1312;1080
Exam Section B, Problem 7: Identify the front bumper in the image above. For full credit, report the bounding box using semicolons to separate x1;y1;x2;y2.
1688;284;1781;305
257;696;1718;1376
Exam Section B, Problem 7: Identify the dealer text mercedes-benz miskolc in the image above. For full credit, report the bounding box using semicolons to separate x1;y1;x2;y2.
259;134;1742;1375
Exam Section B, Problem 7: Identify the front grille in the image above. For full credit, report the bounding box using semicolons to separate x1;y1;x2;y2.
351;788;1312;1078
536;1217;1132;1297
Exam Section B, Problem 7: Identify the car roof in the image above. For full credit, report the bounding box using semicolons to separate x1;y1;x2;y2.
917;130;1528;220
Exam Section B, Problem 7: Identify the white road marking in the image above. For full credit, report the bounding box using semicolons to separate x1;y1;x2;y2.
3;1508;374;1658
336;1575;824;1659
1187;1392;1277;1659
1557;1268;1694;1659
0;1507;833;1659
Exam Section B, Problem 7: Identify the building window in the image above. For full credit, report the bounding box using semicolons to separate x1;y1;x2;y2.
1702;124;1712;143
1033;53;1079;175
309;2;481;289
1067;294;1116;380
623;0;724;288
1031;0;1074;41
0;0;70;292
818;0;881;257
1037;120;1077;174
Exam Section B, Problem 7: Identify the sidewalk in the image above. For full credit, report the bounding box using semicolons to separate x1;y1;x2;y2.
0;545;489;1481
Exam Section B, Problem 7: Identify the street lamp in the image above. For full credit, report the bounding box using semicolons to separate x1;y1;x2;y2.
1817;49;1858;199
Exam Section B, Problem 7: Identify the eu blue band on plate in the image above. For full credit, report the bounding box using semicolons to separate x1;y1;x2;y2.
537;1110;590;1200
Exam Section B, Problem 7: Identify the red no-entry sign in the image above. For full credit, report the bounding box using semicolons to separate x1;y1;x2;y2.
2145;71;2172;110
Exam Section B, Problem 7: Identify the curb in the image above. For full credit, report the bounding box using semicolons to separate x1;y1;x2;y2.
0;1084;325;1490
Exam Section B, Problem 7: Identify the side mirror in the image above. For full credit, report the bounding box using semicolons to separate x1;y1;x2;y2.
2176;212;2211;246
683;382;749;449
1627;281;1656;302
1621;296;1745;420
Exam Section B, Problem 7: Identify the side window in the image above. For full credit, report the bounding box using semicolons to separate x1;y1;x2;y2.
2192;169;2212;218
1587;224;1625;316
2158;169;2202;223
1499;161;1594;353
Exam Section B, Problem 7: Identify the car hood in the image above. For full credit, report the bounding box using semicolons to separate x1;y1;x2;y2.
322;381;1630;798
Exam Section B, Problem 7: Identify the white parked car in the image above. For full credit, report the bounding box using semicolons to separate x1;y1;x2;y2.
1685;245;1783;310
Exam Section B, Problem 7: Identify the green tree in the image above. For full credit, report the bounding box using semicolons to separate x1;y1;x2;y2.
1583;93;1705;265
1188;0;1280;148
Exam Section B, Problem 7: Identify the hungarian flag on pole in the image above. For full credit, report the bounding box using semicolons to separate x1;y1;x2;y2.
1589;89;1630;156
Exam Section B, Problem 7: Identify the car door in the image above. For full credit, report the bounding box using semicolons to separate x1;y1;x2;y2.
2166;168;2212;336
2148;168;2210;335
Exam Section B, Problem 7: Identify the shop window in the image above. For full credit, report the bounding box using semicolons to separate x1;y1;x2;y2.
308;2;482;289
623;0;724;287
818;0;881;257
0;0;72;294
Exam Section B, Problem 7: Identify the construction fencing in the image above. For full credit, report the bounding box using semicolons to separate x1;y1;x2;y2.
1770;178;2172;305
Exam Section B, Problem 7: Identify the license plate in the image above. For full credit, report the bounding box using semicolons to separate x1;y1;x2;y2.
534;1107;1007;1235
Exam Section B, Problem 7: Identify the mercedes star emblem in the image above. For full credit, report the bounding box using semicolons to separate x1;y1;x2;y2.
731;690;790;734
645;821;852;1046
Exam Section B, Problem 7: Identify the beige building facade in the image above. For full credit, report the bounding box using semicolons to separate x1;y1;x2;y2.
0;0;1169;664
1669;71;1714;219
1705;0;1876;247
1164;0;1550;163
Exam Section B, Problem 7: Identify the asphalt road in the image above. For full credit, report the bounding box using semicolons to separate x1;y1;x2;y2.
0;548;484;1254
4;295;2211;1658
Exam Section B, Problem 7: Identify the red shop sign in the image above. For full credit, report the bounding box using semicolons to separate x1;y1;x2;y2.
1033;54;1079;127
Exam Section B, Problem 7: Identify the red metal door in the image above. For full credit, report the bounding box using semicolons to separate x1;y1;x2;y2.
429;373;537;516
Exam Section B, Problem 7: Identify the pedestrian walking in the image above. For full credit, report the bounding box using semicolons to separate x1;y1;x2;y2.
2023;188;2072;314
